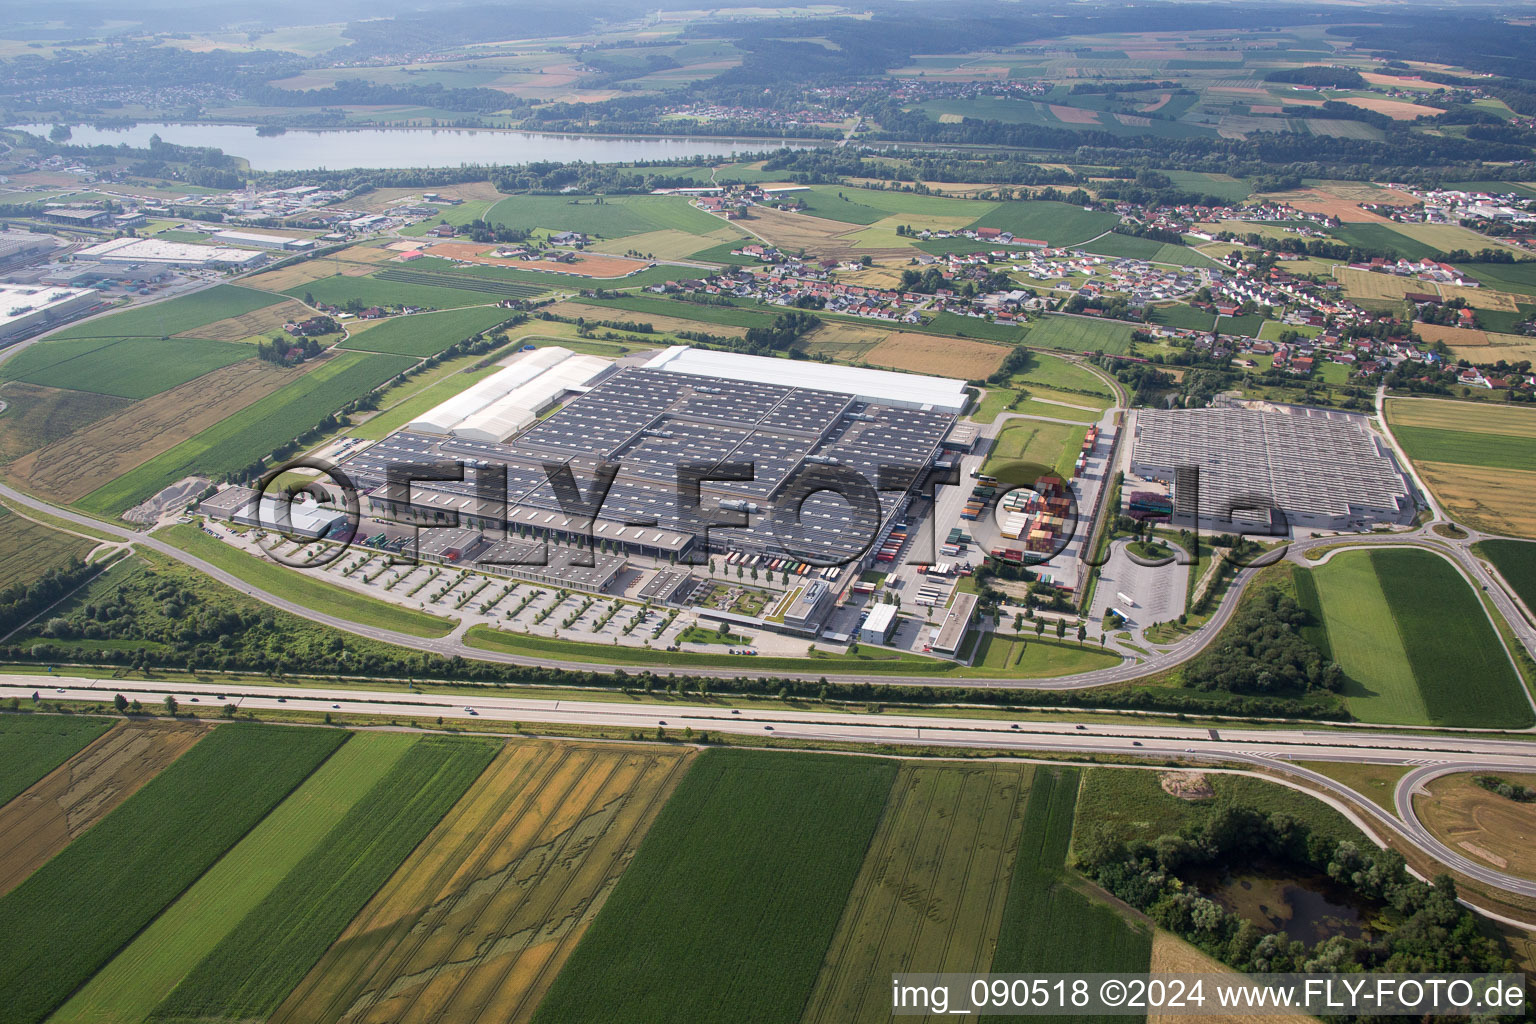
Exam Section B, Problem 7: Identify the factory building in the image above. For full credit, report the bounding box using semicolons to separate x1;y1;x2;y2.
0;283;102;343
1129;406;1414;532
211;231;316;251
75;237;269;270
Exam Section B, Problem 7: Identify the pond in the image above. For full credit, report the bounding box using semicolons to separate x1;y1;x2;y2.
10;122;818;172
1190;864;1375;944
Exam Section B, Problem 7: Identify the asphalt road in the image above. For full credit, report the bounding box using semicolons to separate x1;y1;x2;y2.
9;671;1536;899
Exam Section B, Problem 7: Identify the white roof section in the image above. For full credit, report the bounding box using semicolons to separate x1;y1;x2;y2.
453;354;607;443
862;602;898;633
75;237;267;267
406;347;572;435
643;346;968;413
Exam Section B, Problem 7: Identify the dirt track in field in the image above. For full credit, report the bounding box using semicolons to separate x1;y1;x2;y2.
0;720;208;896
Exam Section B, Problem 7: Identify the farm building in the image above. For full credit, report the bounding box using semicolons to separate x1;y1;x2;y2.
1129;405;1415;532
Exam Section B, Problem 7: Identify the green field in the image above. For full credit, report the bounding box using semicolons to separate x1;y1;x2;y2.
47;286;283;341
0;715;113;807
483;193;728;238
968;201;1120;247
1391;425;1536;473
79;351;415;516
1148;303;1217;331
1008;349;1114;397
1296;549;1531;728
1477;539;1536;614
1080;233;1210;267
0;506;96;588
985;418;1088;478
370;267;546;299
990;767;1151;1024
0;724;347;1024
793;184;992;226
1072;767;1367;849
149;735;499;1024
0;336;253;399
286;272;519;311
531;749;896;1024
803;763;1036;1024
576;292;778;329
158;524;455;638
1025;315;1137;355
1326;223;1441;261
341;306;515;357
1452;261;1536;296
922;311;1029;344
53;733;420;1024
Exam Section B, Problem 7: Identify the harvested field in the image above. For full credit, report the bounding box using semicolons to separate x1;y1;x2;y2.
1149;932;1308;1024
739;206;910;260
0;721;206;898
1340;96;1444;119
6;359;301;504
1273;189;1388;222
424;243;653;279
0;716;114;809
1333;266;1419;300
273;740;693;1024
864;330;1007;378
178;298;313;342
245;258;379;292
1387;397;1536;436
0;506;96;589
803;763;1034;1024
336;245;397;264
1440;283;1519;310
1416;462;1536;538
596;228;740;261
1415;772;1536;880
1412;322;1489;347
796;320;891;362
547;301;746;339
0;383;131;464
1049;104;1100;124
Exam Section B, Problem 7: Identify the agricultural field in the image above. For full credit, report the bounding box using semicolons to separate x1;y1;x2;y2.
78;350;414;517
1476;540;1536;613
158;524;455;638
0;720;206;898
1147;303;1215;331
574;292;777;330
47;285;284;341
0;382;131;463
1294;548;1531;728
547;300;748;339
1072;767;1367;849
985;419;1089;478
968;201;1120;247
0;335;254;399
148;735;499;1024
1024;315;1137;355
482;194;730;240
802;763;1035;1024
53;733;418;1024
274;739;693;1024
863;330;1006;378
0;724;347;1024
0;715;114;809
1385;399;1536;536
340;306;516;357
1455;261;1536;297
183;298;315;342
795;319;892;363
530;749;897;1024
1414;771;1536;880
0;506;96;586
921;312;1029;344
990;766;1152;1019
6;359;299;505
287;270;535;311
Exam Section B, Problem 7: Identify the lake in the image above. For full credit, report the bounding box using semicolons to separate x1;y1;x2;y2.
11;122;815;172
1191;863;1375;944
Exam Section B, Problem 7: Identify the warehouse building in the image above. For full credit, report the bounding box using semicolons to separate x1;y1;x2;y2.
859;602;899;645
43;207;110;229
211;230;316;251
76;237;269;270
339;351;962;630
0;283;102;343
1129;406;1414;532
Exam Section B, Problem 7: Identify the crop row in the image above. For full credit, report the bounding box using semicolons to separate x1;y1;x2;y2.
149;735;500;1024
0;724;348;1024
373;268;545;298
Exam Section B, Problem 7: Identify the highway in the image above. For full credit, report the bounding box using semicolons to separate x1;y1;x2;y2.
8;670;1536;901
